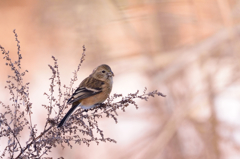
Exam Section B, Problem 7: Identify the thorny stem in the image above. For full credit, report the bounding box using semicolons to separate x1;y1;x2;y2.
16;29;35;148
69;45;86;93
3;121;22;152
90;91;166;117
15;125;54;159
12;29;22;157
17;46;87;158
16;46;86;158
58;46;86;118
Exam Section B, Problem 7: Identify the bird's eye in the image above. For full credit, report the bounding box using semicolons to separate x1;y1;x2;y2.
102;70;106;73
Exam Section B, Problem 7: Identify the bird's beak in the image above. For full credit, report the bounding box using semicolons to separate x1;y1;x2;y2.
108;72;114;77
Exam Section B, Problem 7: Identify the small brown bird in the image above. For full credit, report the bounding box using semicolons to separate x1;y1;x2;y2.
58;64;114;127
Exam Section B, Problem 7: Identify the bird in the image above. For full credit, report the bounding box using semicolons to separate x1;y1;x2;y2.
57;64;114;128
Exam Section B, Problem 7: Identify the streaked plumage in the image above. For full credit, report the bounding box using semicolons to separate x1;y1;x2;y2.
58;64;114;127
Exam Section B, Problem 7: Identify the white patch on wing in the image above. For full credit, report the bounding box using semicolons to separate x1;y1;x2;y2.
85;87;101;93
73;92;85;98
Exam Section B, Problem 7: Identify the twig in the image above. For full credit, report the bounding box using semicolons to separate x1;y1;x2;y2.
15;125;54;159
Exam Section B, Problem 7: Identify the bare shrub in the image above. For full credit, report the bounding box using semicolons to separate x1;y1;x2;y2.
0;30;165;158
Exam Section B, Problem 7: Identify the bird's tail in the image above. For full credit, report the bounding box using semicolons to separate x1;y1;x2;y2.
58;104;78;128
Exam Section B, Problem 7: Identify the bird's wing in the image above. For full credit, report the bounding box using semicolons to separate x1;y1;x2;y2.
67;77;104;104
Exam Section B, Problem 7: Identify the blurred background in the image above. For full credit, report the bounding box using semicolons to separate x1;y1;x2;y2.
0;0;240;158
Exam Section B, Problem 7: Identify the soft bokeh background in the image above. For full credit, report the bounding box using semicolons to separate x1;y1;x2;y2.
1;0;240;158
